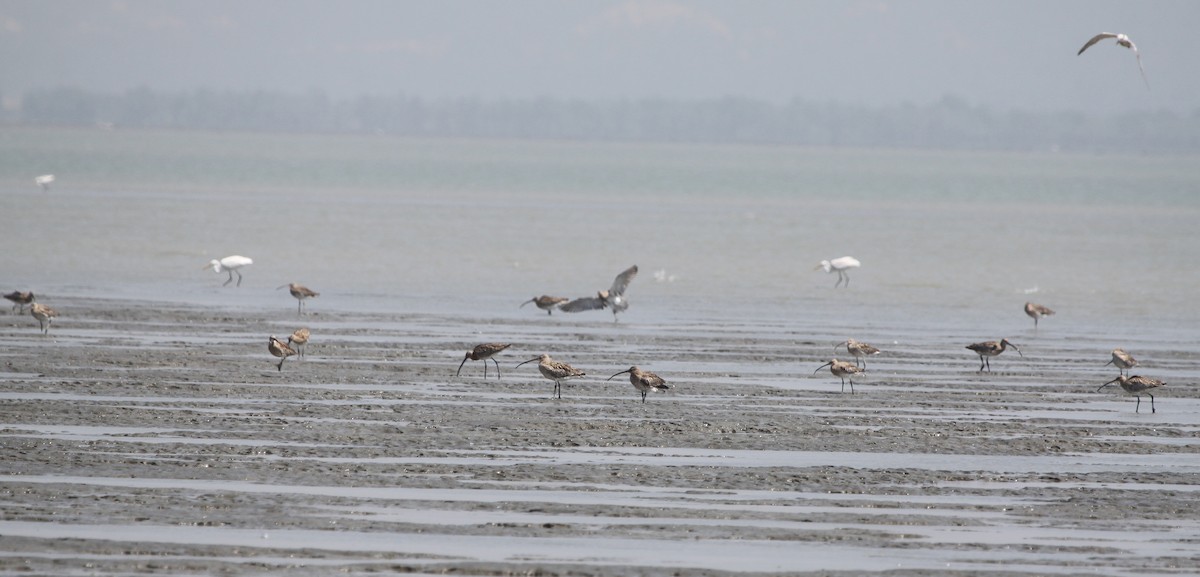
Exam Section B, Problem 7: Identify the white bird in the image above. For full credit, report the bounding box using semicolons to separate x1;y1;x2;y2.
815;256;860;288
559;265;639;321
203;255;253;287
34;175;55;191
1077;32;1149;89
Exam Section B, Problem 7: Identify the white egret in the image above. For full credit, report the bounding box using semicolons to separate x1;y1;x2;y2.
34;175;54;191
1077;32;1149;89
815;256;860;288
203;255;253;287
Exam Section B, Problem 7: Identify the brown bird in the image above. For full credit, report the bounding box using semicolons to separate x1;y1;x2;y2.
30;302;57;334
4;291;35;313
1105;348;1138;376
516;354;586;399
834;339;880;368
1098;375;1164;414
288;328;310;358
813;358;864;393
457;342;512;379
1024;302;1055;330
607;366;670;403
268;335;297;371
520;295;570;315
278;283;319;315
559;265;639;321
1077;32;1149;89
966;339;1021;373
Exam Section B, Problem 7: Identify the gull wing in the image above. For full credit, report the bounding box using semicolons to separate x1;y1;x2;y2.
558;296;606;313
608;265;639;297
1077;32;1118;55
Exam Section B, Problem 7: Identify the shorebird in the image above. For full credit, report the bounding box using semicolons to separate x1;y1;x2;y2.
835;339;880;368
287;327;310;358
30;303;57;334
268;335;297;371
1098;375;1164;413
966;338;1021;373
1024;302;1055;330
34;174;54;191
815;256;860;288
559;265;639;321
1106;348;1138;376
203;255;253;287
278;283;319;315
1077;32;1149;89
607;366;670;403
4;291;35;313
813;358;864;393
516;354;585;399
457;342;512;379
520;295;570;316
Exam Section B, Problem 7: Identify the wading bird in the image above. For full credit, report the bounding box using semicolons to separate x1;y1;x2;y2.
815;256;860;288
814;358;864;393
457;342;512;379
516;354;585;399
1077;32;1149;89
520;295;570;316
1106;348;1138;376
278;283;319;315
203;255;253;287
1098;375;1164;413
4;291;35;313
835;339;880;368
288;328;310;358
268;335;297;371
966;338;1021;373
34;174;54;191
1024;302;1055;330
607;366;670;403
559;265;639;321
30;302;57;334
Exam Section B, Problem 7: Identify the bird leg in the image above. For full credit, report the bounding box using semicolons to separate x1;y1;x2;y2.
490;358;502;380
1148;393;1155;413
235;270;244;287
223;271;234;287
277;358;285;372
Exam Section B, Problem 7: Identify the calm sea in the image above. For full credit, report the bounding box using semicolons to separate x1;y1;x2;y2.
2;126;1198;343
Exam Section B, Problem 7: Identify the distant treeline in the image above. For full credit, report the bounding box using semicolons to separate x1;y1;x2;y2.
7;86;1200;153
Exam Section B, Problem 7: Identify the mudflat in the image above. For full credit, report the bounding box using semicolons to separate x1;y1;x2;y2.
1;297;1198;575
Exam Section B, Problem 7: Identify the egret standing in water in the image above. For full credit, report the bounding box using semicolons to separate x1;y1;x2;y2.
34;175;55;191
815;257;860;288
203;255;253;287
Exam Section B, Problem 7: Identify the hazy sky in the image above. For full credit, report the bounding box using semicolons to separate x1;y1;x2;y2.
2;1;1198;114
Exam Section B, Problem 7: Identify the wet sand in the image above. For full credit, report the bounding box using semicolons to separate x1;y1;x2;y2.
2;296;1198;575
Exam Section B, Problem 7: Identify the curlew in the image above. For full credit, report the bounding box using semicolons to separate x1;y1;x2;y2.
966;338;1021;373
203;255;253;287
1105;348;1138;376
34;174;54;191
268;335;297;371
559;265;639;321
457;342;512;379
835;339;880;368
813;358;864;393
607;366;670;403
1077;32;1149;89
516;354;586;399
4;291;35;313
30;303;58;334
278;283;319;315
1024;302;1055;330
520;295;570;316
1098;375;1164;413
815;256;860;288
288;328;310;358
